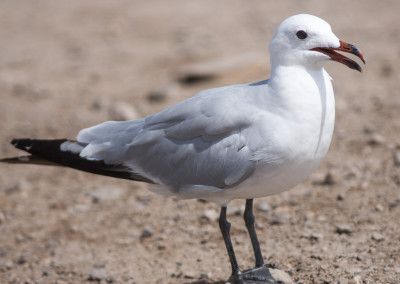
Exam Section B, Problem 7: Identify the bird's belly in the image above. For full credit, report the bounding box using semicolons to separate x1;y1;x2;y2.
230;157;322;200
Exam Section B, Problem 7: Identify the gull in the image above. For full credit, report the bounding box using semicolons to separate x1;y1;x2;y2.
1;14;364;283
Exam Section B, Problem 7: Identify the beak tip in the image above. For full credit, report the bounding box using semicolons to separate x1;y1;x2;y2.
360;53;366;64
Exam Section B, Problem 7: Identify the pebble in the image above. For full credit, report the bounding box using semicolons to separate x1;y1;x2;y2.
183;270;197;279
271;213;289;225
389;199;400;210
323;171;336;185
0;258;13;270
337;193;345;201
140;226;154;239
91;97;109;111
90;186;126;202
375;203;385;212
88;269;108;281
270;268;294;283
394;152;400;166
178;53;265;84
109;101;139;121
201;209;219;222
257;202;271;212
358;181;369;190
147;84;178;102
367;133;385;146
349;275;362;284
371;232;385;242
199;272;212;279
5;184;20;195
310;232;324;241
363;124;375;134
335;224;353;235
0;211;5;224
227;205;244;216
17;251;31;264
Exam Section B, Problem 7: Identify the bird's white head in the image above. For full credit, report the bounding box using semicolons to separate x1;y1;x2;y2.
269;14;365;72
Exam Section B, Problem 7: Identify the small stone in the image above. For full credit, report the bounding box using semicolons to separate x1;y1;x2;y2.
310;232;324;241
389;199;400;210
335;224;353;235
323;172;336;185
201;209;219;222
183;270;197;279
359;181;369;190
367;133;385;146
228;205;244;216
140;226;154;239
363;124;375;134
0;258;13;270
178;53;265;84
394;152;400;166
157;245;166;250
375;203;385;212
91;97;109;111
304;211;315;222
5;184;20;195
270;268;294;283
346;266;363;274
337;193;345;201
271;213;288;225
350;275;362;284
109;101;139;121
199;272;212;279
147;84;178;103
257;202;271;212
0;212;5;224
17;251;31;264
88;269;108;281
106;277;116;283
89;186;126;202
371;232;385;242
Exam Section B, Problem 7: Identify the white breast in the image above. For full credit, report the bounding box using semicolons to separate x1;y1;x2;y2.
211;67;336;204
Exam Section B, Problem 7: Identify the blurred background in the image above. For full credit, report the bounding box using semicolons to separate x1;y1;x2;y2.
0;0;399;283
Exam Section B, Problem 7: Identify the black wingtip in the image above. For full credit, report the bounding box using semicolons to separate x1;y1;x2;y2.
11;138;20;146
11;138;69;154
11;139;32;151
6;138;155;184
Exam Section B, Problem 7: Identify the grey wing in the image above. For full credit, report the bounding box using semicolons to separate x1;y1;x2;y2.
77;86;258;192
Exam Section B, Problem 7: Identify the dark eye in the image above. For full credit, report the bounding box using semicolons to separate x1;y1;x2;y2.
296;30;308;40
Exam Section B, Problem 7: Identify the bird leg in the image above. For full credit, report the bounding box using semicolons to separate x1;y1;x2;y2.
244;199;265;268
219;201;277;284
219;206;240;276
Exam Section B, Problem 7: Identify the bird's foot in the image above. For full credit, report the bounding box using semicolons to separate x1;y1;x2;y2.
228;265;278;284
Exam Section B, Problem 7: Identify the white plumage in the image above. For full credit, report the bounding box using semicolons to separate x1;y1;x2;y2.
73;14;346;206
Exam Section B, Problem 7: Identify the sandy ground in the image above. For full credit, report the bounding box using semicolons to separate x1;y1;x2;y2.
0;1;399;283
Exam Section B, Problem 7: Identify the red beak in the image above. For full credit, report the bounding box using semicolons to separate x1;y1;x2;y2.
311;40;365;72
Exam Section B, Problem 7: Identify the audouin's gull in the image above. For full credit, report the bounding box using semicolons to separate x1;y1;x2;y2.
1;14;365;283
